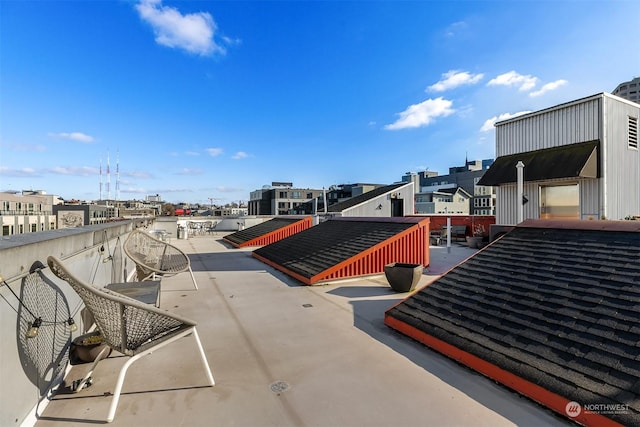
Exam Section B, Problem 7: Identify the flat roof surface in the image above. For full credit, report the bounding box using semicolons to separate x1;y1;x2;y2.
36;234;569;427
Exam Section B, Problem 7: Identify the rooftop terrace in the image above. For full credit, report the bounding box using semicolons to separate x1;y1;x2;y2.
32;232;569;426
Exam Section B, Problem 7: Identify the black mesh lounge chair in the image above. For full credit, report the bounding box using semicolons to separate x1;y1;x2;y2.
46;256;214;423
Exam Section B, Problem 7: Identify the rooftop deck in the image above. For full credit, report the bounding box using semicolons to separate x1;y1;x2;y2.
36;233;568;426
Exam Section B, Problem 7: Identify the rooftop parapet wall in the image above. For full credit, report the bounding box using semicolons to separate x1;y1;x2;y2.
0;221;140;427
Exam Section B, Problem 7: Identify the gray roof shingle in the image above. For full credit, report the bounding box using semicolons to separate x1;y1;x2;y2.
386;220;640;425
253;217;425;282
224;218;302;246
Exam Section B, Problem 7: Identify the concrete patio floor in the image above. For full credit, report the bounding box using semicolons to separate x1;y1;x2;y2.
36;234;570;426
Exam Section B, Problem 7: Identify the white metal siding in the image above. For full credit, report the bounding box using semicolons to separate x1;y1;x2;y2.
602;96;640;219
580;179;601;219
496;97;601;156
496;178;601;225
342;184;415;217
495;183;539;225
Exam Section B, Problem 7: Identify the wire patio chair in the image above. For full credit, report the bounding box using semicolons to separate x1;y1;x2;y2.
46;256;214;423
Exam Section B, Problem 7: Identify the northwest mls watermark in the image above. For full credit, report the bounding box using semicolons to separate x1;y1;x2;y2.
565;401;629;417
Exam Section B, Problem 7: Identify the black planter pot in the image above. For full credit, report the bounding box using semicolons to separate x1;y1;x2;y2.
384;262;423;292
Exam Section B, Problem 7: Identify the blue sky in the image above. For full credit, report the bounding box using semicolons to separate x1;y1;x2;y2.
1;0;639;205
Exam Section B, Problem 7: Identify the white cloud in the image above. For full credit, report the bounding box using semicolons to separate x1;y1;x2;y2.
529;79;568;97
126;171;153;179
385;97;454;130
428;70;484;92
3;142;47;152
185;151;200;156
480;111;532;132
48;132;95;143
487;71;538;91
0;166;39;177
177;168;203;175
206;148;223;157
121;187;151;194
232;151;248;160
135;0;224;56
444;21;468;38
216;186;244;193
48;166;98;176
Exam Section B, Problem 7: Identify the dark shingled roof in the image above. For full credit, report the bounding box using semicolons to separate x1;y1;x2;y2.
327;183;408;213
253;216;428;284
223;218;303;247
386;219;640;426
478;140;599;186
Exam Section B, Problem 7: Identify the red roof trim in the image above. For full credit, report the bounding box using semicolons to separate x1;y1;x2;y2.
384;314;625;427
233;217;312;247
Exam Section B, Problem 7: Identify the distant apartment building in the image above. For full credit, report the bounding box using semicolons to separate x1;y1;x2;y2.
325;183;385;206
96;199;121;219
612;77;640;103
415;187;473;215
0;190;61;236
214;206;248;217
248;182;325;215
402;159;495;215
290;183;387;214
53;203;109;227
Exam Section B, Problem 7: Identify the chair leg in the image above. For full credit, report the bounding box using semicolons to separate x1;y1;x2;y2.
72;346;110;393
188;266;198;290
106;352;143;423
192;328;215;386
104;327;214;422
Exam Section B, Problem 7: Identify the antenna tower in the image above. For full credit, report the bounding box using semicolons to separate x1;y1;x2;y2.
116;150;120;201
106;149;111;200
99;155;103;200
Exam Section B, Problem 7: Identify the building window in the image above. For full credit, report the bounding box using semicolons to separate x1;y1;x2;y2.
540;184;579;219
279;191;287;198
31;224;37;232
2;225;10;236
291;191;301;199
629;116;638;149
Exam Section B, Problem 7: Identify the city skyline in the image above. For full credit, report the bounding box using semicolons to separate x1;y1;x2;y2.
1;0;639;204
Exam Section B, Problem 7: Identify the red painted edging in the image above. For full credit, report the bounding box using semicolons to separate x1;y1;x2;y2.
310;218;430;284
383;314;623;427
226;217;312;248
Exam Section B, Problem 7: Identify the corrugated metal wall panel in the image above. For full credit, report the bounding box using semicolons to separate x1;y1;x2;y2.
496;184;539;225
603;96;640;219
580;179;601;219
494;94;640;224
496;97;601;156
497;178;601;224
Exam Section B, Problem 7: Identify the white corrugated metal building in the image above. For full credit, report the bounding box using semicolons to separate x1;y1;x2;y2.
479;92;639;225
